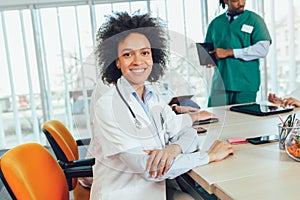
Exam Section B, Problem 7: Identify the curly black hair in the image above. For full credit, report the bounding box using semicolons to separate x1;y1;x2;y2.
219;0;226;9
95;11;169;85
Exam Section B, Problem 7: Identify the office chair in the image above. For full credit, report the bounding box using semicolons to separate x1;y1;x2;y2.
0;143;69;200
42;119;94;200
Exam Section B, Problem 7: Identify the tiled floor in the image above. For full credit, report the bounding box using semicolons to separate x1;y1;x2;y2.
0;187;10;200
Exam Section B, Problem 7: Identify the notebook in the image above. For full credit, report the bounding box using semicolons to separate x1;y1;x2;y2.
196;42;217;66
230;103;294;116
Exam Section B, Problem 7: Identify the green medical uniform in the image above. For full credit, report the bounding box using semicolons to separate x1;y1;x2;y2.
205;10;271;106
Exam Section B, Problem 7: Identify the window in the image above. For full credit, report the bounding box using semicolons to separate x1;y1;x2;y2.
0;0;299;149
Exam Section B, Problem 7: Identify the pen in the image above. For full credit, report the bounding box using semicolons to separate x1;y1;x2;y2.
291;113;296;126
283;114;292;127
278;115;284;124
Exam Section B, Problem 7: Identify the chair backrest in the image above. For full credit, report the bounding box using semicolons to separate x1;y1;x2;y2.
42;120;79;163
0;143;69;200
42;120;81;190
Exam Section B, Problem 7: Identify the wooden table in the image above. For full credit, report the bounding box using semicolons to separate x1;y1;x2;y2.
189;105;300;200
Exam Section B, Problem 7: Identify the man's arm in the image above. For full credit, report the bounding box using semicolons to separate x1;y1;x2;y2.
213;40;270;61
233;40;270;61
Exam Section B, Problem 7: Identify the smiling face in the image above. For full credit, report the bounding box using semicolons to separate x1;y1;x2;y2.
116;32;153;91
225;0;246;15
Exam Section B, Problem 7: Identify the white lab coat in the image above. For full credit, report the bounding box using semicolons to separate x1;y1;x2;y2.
89;77;202;200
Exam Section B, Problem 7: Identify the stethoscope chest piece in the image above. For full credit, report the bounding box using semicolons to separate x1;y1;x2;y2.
135;118;143;129
116;84;143;129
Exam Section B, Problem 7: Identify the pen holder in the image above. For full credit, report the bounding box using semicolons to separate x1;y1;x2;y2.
278;123;300;150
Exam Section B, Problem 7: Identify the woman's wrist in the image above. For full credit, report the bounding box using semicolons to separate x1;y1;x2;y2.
167;144;182;156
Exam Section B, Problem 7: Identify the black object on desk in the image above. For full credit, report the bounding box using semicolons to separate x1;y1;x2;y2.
230;103;294;116
246;134;279;145
194;126;207;134
192;118;219;126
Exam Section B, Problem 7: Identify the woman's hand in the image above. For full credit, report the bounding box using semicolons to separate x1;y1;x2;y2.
282;97;300;107
268;93;284;105
268;93;300;107
208;140;234;163
172;105;199;114
144;144;181;178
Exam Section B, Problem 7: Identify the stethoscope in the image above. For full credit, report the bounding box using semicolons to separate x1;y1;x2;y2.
116;84;143;129
115;84;170;147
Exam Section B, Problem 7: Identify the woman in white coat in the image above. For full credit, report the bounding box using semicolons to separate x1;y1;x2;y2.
89;12;234;200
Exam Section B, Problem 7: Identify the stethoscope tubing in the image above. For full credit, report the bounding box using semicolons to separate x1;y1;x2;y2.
116;84;142;129
115;84;169;147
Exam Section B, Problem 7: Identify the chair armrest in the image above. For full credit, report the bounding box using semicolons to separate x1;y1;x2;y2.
63;165;93;178
76;138;91;146
59;158;95;169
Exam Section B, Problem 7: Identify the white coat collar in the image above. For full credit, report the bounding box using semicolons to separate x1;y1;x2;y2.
117;76;153;102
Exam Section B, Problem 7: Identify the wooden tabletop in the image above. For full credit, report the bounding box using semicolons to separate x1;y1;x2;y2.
189;105;300;199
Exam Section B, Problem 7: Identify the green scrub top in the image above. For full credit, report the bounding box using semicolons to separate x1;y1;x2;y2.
205;10;272;92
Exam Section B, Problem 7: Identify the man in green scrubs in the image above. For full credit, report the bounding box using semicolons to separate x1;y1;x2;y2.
205;0;272;106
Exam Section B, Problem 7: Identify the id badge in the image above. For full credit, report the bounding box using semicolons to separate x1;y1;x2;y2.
241;24;253;34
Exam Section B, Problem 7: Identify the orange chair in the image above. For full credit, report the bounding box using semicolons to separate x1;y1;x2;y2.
42;120;94;200
0;143;69;200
